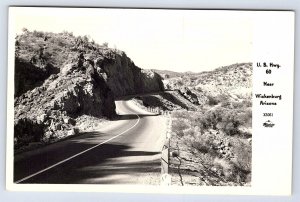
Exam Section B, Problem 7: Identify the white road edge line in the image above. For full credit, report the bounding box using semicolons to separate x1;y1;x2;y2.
15;113;140;184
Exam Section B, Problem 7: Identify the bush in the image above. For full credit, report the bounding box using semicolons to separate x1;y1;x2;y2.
172;110;190;119
232;101;244;109
236;109;252;127
207;94;229;106
242;99;252;107
231;139;252;172
221;100;231;108
32;30;44;38
170;93;252;185
172;118;189;137
191;133;216;155
213;158;236;180
207;95;219;106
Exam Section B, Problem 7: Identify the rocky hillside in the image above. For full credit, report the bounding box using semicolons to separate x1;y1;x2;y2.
14;29;164;150
101;54;164;97
153;63;252;108
157;63;252;89
15;29;164;98
142;63;252;112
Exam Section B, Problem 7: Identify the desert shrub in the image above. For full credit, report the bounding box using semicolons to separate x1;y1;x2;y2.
189;111;204;125
199;152;216;168
182;127;196;139
170;90;252;184
214;158;232;171
223;121;239;136
57;39;66;47
172;110;190;119
32;30;44;38
201;110;217;129
232;101;244;109
191;133;217;155
236;109;252;127
191;140;210;154
172;118;190;137
180;128;219;158
207;94;229;106
172;110;207;137
22;27;29;33
242;99;252;107
207;95;219;106
194;107;243;136
171;101;252;184
62;30;74;37
231;139;251;172
217;94;229;103
221;100;231;108
219;111;240;136
176;80;184;87
82;35;90;43
213;158;237;181
17;30;74;68
102;42;109;47
200;108;226;130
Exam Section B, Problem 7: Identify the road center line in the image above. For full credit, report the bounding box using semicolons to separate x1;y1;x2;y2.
15;113;140;184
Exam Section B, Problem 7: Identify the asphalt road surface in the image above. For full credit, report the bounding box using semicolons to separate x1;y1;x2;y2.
14;99;167;184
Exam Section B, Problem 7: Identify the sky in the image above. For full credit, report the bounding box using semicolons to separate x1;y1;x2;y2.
11;7;252;72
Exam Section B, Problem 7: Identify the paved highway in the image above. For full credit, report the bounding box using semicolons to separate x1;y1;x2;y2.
14;99;167;184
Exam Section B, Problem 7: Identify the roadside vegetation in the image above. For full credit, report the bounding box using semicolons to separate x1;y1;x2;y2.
151;63;253;186
171;96;252;185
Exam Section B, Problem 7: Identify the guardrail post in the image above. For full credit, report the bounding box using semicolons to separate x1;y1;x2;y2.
161;112;172;186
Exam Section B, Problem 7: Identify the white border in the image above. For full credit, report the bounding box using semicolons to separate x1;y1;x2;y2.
6;7;295;195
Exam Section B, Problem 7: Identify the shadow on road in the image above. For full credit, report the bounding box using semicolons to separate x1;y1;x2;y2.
114;113;159;121
19;141;161;184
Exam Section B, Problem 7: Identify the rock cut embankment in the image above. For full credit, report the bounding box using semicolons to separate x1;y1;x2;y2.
14;30;164;150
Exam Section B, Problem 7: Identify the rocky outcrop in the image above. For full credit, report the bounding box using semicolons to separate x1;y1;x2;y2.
14;30;164;150
14;59;116;148
178;87;199;105
96;53;164;97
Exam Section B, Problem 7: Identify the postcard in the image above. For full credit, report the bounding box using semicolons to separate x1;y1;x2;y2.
6;7;294;195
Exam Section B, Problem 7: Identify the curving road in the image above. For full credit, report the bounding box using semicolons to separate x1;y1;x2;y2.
14;99;167;184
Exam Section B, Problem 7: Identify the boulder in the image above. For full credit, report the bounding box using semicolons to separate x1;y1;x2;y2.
61;64;74;75
37;114;47;124
63;117;76;125
67;128;79;137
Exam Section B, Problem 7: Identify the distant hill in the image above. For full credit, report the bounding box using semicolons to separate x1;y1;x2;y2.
194;63;252;88
143;63;252;111
151;69;184;78
160;63;252;103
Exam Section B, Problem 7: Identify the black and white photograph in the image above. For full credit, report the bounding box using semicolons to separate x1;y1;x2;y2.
6;7;294;195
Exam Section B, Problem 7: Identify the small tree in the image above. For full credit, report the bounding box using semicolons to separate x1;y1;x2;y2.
22;27;29;33
102;42;109;47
